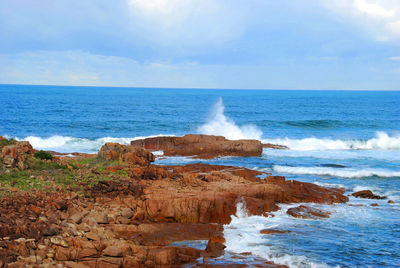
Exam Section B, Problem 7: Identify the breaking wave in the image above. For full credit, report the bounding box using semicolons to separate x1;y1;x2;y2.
197;98;263;140
263;131;400;151
273;165;400;178
10;134;173;153
223;201;333;268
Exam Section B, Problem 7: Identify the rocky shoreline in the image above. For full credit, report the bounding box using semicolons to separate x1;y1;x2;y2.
0;135;349;267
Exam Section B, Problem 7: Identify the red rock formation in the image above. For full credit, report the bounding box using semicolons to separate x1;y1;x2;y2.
287;205;331;219
1;141;34;169
260;229;290;234
126;164;348;224
98;143;155;166
131;134;263;158
351;190;386;200
263;143;289;150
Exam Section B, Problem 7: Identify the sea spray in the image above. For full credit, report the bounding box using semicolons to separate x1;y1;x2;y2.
273;165;400;178
262;131;400;151
197;98;263;140
12;134;174;153
223;201;332;268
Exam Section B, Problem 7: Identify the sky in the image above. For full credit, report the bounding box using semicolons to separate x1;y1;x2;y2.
0;0;399;90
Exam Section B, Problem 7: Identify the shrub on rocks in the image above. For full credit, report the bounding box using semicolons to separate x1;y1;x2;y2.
34;150;53;160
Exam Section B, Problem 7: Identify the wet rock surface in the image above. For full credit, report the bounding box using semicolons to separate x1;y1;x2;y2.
351;190;386;200
131;134;264;158
287;205;331;219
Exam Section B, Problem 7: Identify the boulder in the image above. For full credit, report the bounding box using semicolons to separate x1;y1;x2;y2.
1;141;34;169
351;190;386;200
98;143;155;166
287;205;330;219
131;134;263;158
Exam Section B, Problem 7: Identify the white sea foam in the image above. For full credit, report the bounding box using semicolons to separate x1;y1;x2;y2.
262;131;400;151
262;148;400;161
197;98;263;140
223;201;333;268
13;134;173;153
273;165;400;178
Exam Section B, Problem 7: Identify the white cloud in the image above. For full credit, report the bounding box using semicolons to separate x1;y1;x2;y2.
322;0;400;41
354;0;395;18
389;56;400;60
126;0;248;48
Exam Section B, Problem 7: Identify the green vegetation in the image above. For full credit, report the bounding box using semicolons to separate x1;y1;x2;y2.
34;150;53;160
0;170;53;192
0;155;129;196
0;138;17;148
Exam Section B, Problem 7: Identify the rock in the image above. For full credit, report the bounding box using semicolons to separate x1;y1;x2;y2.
98;143;155;166
147;247;202;266
121;208;134;219
131;134;263;158
84;231;100;241
1;141;34;169
69;212;87;224
351;190;386;200
204;241;226;257
260;229;290;235
50;236;69;247
263;143;289;150
287;205;330;219
371;203;379;207
92;212;108;224
388;200;395;204
64;261;91;268
102;242;131;257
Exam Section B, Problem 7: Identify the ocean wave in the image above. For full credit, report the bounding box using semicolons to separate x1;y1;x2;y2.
197;98;263;140
284;119;343;129
273;165;400;178
224;201;333;268
262;131;400;151
11;134;173;153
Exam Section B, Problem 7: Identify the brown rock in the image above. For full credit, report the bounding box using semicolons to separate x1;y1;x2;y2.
260;229;290;235
1;141;34;169
131;134;263;158
98;143;155;166
351;190;386;200
92;212;108;224
204;241;226;257
388;200;395;204
371;203;379;207
263;143;289;150
121;208;133;219
84;232;101;241
97;257;123;268
287;205;330;219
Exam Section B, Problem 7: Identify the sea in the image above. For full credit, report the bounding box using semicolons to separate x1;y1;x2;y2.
1;84;400;267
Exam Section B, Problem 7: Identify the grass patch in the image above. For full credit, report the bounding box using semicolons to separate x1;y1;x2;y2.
0;138;17;148
34;150;53;160
28;158;67;171
0;170;53;192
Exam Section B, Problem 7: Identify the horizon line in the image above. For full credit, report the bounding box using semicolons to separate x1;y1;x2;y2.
0;83;399;92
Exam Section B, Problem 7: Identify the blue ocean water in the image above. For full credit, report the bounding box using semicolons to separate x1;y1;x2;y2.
1;84;400;267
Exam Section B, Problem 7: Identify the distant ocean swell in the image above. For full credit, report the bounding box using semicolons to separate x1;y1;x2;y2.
3;98;400;153
273;165;400;179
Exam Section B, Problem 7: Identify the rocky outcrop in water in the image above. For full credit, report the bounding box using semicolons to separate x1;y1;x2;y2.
131;134;263;158
287;205;331;219
351;190;386;200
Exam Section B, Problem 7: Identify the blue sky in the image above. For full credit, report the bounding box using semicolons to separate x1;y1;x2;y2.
0;0;399;90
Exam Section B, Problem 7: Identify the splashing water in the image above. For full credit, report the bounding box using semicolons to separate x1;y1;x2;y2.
197;98;263;140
